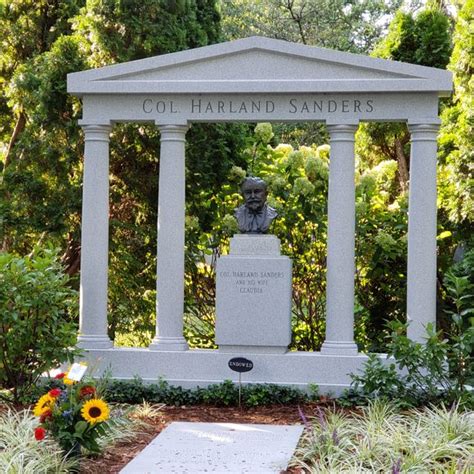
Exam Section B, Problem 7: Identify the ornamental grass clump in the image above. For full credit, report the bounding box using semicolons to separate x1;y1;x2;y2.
0;408;76;473
292;400;474;473
32;370;111;455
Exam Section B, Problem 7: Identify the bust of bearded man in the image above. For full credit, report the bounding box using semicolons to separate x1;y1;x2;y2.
234;177;278;234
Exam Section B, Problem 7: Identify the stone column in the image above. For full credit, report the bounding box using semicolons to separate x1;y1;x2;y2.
149;124;189;351
321;124;359;355
78;124;113;349
407;122;440;342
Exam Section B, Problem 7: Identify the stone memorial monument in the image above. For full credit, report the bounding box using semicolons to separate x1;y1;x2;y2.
67;36;452;393
216;177;292;353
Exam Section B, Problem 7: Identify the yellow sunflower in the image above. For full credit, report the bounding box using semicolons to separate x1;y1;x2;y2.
33;394;55;417
81;398;110;424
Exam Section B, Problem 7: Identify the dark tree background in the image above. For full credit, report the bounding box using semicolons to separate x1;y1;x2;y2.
0;0;471;349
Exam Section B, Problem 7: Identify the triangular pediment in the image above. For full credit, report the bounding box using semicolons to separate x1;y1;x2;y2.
68;36;452;96
106;49;415;82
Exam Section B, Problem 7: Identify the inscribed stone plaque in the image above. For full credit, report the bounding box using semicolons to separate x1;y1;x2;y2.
215;235;292;353
120;422;303;473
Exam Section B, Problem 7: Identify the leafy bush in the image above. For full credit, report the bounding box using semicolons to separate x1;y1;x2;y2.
102;377;313;407
0;247;80;403
343;264;474;408
198;379;239;406
104;377;201;406
198;380;311;407
183;123;411;352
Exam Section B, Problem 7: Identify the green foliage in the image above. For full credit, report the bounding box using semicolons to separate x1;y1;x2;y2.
185;123;414;351
244;382;311;407
1;3;86;254
359;5;452;193
372;8;452;69
0;247;80;404
103;377;313;407
412;8;452;68
293;401;474;472
198;379;311;407
0;1;246;345
198;379;239;406
105;376;202;406
72;0;220;65
346;273;474;408
221;0;404;53
438;0;474;236
372;10;417;62
355;6;457;333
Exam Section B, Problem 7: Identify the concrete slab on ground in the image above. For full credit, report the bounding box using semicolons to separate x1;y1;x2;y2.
119;421;304;473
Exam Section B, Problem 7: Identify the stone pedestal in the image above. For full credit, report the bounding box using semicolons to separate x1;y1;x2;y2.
216;235;292;354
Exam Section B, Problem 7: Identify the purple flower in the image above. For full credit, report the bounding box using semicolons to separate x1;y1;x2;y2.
316;406;327;429
391;457;402;474
297;405;311;430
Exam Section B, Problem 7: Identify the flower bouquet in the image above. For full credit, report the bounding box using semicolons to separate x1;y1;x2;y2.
33;367;111;455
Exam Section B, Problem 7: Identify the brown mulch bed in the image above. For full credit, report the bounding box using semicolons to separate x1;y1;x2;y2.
79;402;331;473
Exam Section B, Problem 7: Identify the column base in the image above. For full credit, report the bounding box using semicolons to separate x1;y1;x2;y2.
149;336;189;351
320;340;358;355
218;345;288;354
77;335;113;350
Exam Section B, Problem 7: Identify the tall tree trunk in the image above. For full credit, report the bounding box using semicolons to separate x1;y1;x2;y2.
3;112;26;174
1;112;27;252
61;236;81;276
395;137;409;192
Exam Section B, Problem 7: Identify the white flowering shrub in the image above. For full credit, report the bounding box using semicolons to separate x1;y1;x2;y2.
184;123;413;352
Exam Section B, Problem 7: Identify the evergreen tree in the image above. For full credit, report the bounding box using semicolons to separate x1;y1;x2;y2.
354;5;453;342
0;0;248;342
438;0;474;240
357;6;452;191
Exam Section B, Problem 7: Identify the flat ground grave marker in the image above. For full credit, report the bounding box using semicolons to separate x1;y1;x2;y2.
120;422;303;473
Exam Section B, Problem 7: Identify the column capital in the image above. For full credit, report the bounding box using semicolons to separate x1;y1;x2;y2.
157;124;189;143
408;123;440;142
327;124;358;141
81;124;112;142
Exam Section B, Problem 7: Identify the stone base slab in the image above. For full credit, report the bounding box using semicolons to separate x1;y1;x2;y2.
120;422;304;473
76;347;372;395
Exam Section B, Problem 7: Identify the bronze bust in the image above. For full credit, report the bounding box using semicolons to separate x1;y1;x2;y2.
234;177;277;234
